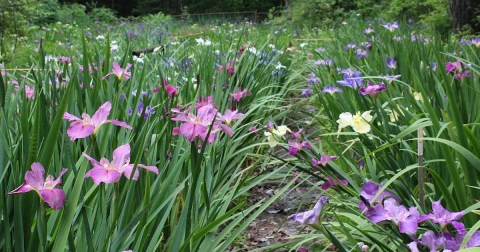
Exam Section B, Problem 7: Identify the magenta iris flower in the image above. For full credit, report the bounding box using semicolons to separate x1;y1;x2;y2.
288;196;329;225
291;128;303;139
103;62;132;80
312;154;338;167
83;144;158;185
359;82;386;96
9;163;67;210
445;60;470;79
230;88;251;102
321;176;348;190
288;141;312;155
418;200;464;228
63;102;132;141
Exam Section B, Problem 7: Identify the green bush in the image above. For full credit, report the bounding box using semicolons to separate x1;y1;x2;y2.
88;7;118;23
56;3;88;25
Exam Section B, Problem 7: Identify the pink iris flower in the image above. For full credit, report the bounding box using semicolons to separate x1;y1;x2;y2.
63;102;132;141
9;163;67;210
230;88;251;102
83;144;158;185
103;62;132;80
217;109;244;125
172;104;233;143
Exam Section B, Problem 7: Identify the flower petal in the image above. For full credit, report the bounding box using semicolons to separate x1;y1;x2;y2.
107;119;133;129
63;112;81;122
40;189;65;210
137;164;159;174
112;144;130;168
91;102;112;126
25;163;46;190
67;122;95;141
85;167;121;184
8;183;33;194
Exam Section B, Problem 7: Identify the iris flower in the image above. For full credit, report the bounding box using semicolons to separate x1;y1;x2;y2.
172;104;233;143
312;154;338;167
103;62;132;80
83;144;158;184
359;82;386;96
322;86;342;95
288;141;312;155
9;163;67;210
288;196;329;225
63;102;132;141
264;125;291;147
418;200;464;228
337;111;373;134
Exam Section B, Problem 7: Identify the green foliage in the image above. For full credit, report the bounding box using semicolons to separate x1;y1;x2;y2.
88;7;118;23
56;3;88;24
141;12;173;27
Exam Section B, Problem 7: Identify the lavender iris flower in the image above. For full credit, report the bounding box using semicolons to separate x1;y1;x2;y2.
382;21;399;32
386;57;397;70
322;86;342;94
306;73;321;85
288;196;329;225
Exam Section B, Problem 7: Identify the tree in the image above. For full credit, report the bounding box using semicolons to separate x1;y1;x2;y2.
449;0;480;32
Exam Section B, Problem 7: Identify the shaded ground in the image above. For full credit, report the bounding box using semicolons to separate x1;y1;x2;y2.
230;184;323;251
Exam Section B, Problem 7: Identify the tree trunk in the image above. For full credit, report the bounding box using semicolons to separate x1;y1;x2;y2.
449;0;480;33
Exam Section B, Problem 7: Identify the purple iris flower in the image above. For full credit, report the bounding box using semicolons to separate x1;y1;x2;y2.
306;73;321;85
470;37;480;47
337;68;363;89
418;231;446;251
301;88;312;96
288;196;329;225
359;82;386;96
359;181;398;212
313;59;334;66
382;21;399;32
363;27;374;34
386;57;397;70
343;42;357;51
368;198;420;234
322;86;342;95
418;200;464;228
356;49;368;59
